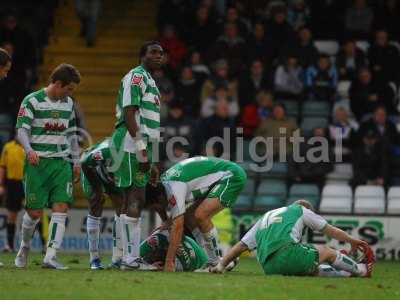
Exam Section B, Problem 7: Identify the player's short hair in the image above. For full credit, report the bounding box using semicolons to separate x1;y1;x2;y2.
145;182;166;207
295;199;315;211
139;41;162;60
0;48;11;66
49;63;81;87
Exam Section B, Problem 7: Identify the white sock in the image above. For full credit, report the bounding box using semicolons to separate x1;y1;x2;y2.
122;215;141;262
87;215;101;262
192;228;205;247
318;264;351;277
20;212;40;249
120;214;127;259
44;213;67;262
202;227;221;264
112;214;123;263
332;250;363;276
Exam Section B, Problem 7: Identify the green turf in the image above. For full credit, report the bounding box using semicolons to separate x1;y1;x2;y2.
0;254;399;300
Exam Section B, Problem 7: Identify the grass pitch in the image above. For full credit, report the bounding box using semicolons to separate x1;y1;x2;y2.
0;254;399;300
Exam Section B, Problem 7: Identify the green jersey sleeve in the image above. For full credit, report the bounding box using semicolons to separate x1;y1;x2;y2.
15;98;35;130
122;72;145;108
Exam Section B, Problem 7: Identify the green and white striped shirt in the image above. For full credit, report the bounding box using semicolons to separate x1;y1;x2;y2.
115;65;161;141
16;89;76;158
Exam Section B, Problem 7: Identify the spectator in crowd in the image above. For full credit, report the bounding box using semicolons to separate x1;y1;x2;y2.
336;39;367;80
159;25;187;70
368;29;400;83
240;90;274;139
195;97;236;157
0;12;36;97
185;5;218;55
374;0;400;41
159;86;176;121
218;6;250;38
274;55;303;99
344;0;374;39
188;50;210;82
157;0;192;36
200;59;238;103
287;0;310;31
176;65;202;117
238;59;270;107
351;128;389;188
247;22;274;65
282;27;319;69
357;106;399;147
255;103;298;158
75;0;101;47
163;99;195;158
265;5;296;58
153;68;174;96
0;134;24;252
201;84;239;118
328;106;358;162
305;54;338;101
349;67;396;121
288;127;334;189
208;22;246;76
309;0;346;39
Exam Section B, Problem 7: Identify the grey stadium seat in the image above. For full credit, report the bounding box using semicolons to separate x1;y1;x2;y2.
301;117;329;136
354;186;385;214
387;187;400;214
319;184;352;213
234;178;256;210
287;183;320;208
326;163;353;185
254;179;287;210
302;101;331;118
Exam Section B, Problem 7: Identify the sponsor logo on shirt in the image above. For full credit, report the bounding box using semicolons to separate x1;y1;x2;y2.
131;74;143;85
44;122;66;132
168;195;177;207
154;96;160;106
92;151;103;161
18;107;26;117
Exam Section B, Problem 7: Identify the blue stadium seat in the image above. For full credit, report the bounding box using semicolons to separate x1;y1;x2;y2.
254;179;287;210
287;184;320;208
233;178;256;210
278;100;299;119
302;101;331;118
301;117;329;136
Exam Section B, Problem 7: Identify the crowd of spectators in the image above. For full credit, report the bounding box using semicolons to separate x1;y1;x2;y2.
156;0;400;190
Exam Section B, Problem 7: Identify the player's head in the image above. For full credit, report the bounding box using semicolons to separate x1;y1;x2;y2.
0;47;12;80
145;182;168;210
294;199;315;211
49;63;81;98
140;41;164;71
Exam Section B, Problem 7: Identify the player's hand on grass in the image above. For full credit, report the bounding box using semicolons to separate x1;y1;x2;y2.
27;150;39;165
210;262;225;274
164;260;175;272
73;165;81;183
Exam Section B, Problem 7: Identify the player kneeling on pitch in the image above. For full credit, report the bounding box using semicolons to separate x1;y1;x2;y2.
212;200;375;277
145;156;247;272
80;138;124;270
140;229;208;271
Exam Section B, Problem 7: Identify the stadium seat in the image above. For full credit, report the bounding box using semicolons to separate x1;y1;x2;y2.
314;40;339;56
287;184;320;208
254;179;287;210
354;186;385;214
337;81;351;99
302;101;331;118
301;117;329;136
319;184;353;213
356;40;370;53
387;187;400;214
0;114;12;128
278;100;299;119
259;162;288;179
234;178;256;210
326;163;353;184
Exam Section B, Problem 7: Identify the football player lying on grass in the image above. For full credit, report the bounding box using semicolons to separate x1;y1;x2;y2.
140;229;208;271
211;200;375;277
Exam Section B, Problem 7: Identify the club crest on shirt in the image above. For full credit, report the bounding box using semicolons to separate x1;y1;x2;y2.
131;74;143;85
51;110;60;119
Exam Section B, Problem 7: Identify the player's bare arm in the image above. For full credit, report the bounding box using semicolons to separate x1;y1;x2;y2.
213;241;249;273
164;215;184;272
323;224;369;253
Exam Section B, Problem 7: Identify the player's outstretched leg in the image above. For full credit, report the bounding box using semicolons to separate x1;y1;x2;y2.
87;215;104;270
42;206;69;270
317;264;351;277
317;245;373;277
15;211;40;268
